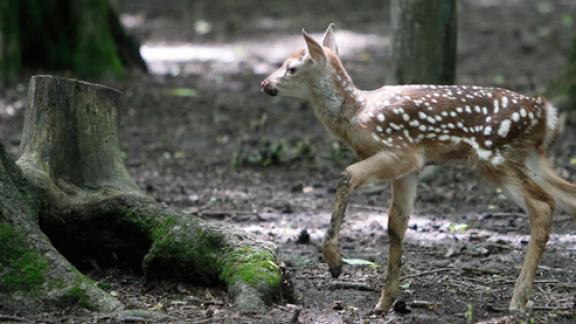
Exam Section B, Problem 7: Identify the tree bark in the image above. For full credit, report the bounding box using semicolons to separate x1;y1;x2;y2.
390;0;457;85
1;75;282;315
0;0;146;81
566;36;576;111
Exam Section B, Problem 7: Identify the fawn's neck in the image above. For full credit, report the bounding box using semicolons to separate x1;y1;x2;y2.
308;65;364;130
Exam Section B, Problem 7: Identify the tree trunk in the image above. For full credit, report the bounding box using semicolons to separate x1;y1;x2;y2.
390;0;457;85
566;36;576;111
1;75;282;315
0;0;146;81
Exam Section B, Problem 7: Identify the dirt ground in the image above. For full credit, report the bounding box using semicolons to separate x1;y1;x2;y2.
1;0;576;323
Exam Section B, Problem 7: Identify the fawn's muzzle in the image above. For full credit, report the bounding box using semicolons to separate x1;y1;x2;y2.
260;80;278;96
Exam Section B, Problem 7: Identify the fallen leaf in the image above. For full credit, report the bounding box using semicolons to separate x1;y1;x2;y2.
342;258;380;269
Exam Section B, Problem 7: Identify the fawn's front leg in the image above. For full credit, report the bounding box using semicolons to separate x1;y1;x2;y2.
374;173;418;313
322;151;424;278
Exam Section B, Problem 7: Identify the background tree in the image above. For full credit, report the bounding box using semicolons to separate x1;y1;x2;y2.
565;36;576;112
0;0;146;81
390;0;457;85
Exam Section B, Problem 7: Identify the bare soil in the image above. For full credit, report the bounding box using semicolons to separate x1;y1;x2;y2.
1;0;576;323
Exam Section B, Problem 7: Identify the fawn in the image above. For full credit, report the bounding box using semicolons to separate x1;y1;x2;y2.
260;24;576;313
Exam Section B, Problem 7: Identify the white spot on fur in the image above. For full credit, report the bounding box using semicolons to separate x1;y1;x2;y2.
377;113;385;122
497;119;512;138
501;96;509;108
403;113;410;122
491;153;505;165
409;119;420;127
520;108;527;117
485;140;493;147
511;112;520;122
483;126;492;136
493;99;500;114
418;112;427;120
376;125;383;132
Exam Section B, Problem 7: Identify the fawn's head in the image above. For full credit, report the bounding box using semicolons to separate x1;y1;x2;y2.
260;24;342;100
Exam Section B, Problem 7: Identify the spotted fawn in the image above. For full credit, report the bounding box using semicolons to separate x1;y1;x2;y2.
260;24;576;313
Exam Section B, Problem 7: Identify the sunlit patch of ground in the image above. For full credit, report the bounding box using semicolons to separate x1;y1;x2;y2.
139;31;388;75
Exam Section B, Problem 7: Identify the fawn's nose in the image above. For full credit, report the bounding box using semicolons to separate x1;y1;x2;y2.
260;80;278;96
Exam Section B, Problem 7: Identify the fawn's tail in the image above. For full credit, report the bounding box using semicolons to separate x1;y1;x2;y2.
528;151;576;217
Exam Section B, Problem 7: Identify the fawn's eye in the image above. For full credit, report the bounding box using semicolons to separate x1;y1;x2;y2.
287;66;297;75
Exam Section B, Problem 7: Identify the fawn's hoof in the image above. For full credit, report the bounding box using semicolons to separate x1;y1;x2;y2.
368;308;385;316
328;263;343;278
322;241;343;278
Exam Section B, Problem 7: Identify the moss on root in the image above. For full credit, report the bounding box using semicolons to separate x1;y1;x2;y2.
220;246;282;302
58;282;92;309
145;220;224;278
0;223;48;293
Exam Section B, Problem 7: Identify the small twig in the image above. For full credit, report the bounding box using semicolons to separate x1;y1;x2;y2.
348;203;388;213
328;281;376;291
401;267;454;281
0;315;27;322
486;279;558;285
533;305;575;311
289;308;302;323
409;300;441;310
460;267;500;275
487;304;575;312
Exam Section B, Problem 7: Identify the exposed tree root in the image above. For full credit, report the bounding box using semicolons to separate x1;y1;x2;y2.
0;75;283;315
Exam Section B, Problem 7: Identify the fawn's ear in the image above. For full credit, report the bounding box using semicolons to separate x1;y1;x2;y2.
302;29;327;64
322;23;338;55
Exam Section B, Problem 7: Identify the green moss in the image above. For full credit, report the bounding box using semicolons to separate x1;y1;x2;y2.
150;221;223;276
220;246;282;294
0;224;48;293
71;0;125;78
151;216;177;242
59;284;91;309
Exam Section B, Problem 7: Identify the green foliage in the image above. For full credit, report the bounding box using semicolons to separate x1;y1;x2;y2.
233;138;313;167
464;304;474;323
328;141;354;166
0;224;48;293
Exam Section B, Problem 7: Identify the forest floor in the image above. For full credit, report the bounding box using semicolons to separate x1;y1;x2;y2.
1;0;576;323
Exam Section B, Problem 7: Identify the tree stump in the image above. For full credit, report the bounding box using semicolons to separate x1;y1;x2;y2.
1;75;283;314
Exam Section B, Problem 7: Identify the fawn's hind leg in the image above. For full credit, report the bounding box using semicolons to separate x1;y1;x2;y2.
323;151;423;278
484;164;555;310
374;172;418;313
